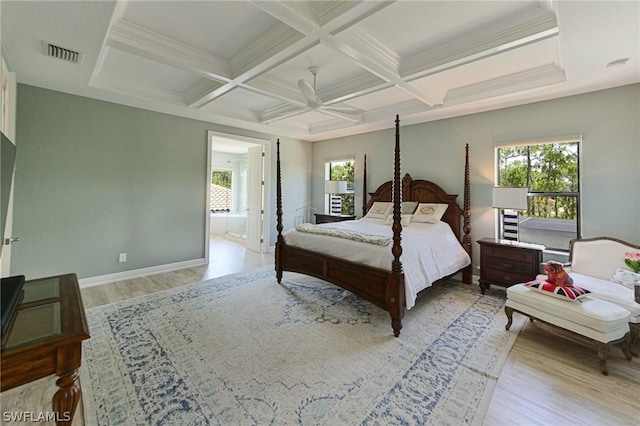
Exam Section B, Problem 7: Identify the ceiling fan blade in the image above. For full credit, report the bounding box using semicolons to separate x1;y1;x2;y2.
261;106;312;124
297;79;322;107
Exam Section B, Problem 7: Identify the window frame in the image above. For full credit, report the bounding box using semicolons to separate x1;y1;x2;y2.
494;135;582;252
324;157;355;215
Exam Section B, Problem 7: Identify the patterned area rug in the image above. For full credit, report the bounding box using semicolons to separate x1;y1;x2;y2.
80;267;524;425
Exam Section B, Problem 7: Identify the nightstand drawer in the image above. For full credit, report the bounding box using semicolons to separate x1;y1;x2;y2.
477;238;544;294
483;255;536;275
483;245;536;263
483;267;534;286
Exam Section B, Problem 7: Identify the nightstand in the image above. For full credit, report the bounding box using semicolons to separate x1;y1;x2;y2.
314;213;356;224
478;238;544;294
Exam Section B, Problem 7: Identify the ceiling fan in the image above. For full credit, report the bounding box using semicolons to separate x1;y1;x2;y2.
294;67;364;123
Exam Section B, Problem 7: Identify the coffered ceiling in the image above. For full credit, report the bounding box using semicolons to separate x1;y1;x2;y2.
2;1;638;141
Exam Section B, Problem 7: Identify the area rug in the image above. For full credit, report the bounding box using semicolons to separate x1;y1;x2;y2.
80;267;524;425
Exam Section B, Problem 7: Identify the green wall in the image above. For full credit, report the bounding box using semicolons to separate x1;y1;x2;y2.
312;84;640;265
11;84;310;280
14;82;637;280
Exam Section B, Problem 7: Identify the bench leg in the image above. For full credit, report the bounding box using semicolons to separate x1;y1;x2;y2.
505;306;514;330
629;323;639;357
595;342;610;376
621;334;632;361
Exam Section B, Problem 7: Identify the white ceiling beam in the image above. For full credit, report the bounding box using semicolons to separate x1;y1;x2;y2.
322;5;559;108
189;36;321;108
106;20;231;82
318;73;391;105
243;74;307;106
230;23;306;78
90;73;187;105
315;108;363;123
401;6;559;79
190;0;396;110
322;30;446;106
316;0;395;36
247;0;318;34
184;79;225;106
444;64;566;105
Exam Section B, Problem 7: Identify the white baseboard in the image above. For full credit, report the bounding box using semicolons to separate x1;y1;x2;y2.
79;258;207;288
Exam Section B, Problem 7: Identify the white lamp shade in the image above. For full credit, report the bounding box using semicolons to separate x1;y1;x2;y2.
325;180;348;194
492;187;528;210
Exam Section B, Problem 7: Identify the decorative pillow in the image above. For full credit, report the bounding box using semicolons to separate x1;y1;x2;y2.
524;280;591;301
543;260;573;286
611;268;640;289
412;203;448;223
365;202;392;219
401;201;418;215
385;214;412;227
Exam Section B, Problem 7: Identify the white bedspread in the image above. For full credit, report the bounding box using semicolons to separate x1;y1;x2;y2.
283;218;471;309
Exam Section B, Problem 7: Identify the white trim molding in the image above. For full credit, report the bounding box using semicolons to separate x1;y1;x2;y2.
78;258;206;288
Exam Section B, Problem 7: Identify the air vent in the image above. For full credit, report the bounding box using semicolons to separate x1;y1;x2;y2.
43;42;81;64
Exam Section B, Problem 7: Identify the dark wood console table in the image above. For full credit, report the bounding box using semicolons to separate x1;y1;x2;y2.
1;273;90;424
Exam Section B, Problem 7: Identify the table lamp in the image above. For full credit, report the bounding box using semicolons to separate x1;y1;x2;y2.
325;180;348;214
492;187;528;241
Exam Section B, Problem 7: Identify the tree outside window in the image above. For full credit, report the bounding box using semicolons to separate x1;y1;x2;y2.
497;141;580;251
211;170;232;212
327;160;355;215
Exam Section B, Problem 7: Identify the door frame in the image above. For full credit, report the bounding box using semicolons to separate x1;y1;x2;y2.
1;53;17;277
205;131;271;263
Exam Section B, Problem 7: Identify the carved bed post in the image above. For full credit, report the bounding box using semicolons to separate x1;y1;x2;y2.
275;139;284;283
462;143;472;284
362;154;367;217
390;115;405;337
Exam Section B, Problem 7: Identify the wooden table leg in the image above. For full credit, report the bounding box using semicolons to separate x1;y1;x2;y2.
53;342;84;425
52;369;80;425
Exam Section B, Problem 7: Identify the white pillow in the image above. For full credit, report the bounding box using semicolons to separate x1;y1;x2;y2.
412;203;448;223
386;214;412;227
611;268;640;289
401;201;418;215
365;202;392;219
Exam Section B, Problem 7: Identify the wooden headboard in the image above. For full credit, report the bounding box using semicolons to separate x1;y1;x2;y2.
364;173;465;240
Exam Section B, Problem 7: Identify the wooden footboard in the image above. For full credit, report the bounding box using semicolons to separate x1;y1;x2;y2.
275;115;470;337
279;243;405;335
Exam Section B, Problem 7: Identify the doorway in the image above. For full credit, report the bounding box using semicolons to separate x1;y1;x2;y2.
205;132;270;263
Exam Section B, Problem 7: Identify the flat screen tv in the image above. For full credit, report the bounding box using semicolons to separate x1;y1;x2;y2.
1;130;17;257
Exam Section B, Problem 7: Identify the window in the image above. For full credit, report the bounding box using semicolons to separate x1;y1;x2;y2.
496;137;580;251
210;170;232;212
325;159;355;215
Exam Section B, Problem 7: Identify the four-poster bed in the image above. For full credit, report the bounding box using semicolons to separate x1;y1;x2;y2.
275;116;472;336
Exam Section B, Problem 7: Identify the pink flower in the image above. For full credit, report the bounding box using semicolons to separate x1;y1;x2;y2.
624;252;640;273
625;252;640;261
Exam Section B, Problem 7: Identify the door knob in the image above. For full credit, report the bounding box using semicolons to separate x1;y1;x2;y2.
4;237;19;245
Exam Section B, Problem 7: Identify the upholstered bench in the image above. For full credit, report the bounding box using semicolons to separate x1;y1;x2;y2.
538;237;640;357
505;283;632;375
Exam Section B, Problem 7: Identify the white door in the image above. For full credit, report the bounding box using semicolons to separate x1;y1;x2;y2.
246;145;264;252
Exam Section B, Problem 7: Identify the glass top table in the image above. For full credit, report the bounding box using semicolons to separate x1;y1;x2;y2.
1;273;90;424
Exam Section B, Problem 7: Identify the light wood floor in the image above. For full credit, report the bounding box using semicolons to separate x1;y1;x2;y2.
2;236;638;425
